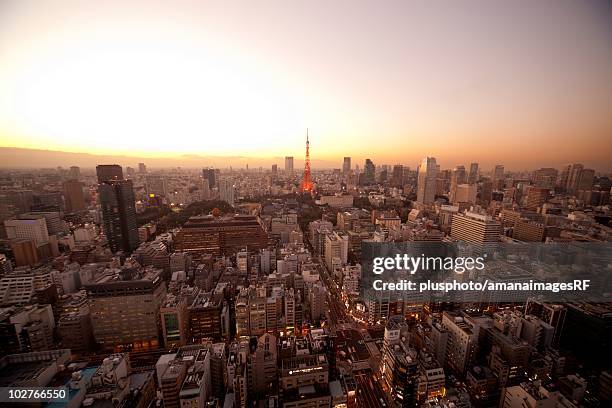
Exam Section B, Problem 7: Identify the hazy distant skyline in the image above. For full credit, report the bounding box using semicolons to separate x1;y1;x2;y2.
0;146;610;174
1;1;611;170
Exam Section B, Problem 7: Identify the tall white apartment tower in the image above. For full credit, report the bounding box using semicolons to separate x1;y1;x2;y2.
219;177;235;206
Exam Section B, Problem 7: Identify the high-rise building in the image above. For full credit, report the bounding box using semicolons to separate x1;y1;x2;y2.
156;345;211;408
57;307;94;354
525;187;550;210
391;164;404;187
86;268;166;350
578;168;595;191
342;157;351;174
533;168;557;189
68;166;81;180
63;179;86;212
96;164;123;184
565;163;584;192
362;159;376;185
380;316;419;405
450;211;501;249
284;156;294;174
513;219;546;242
454;184;477;204
417;157;438;204
200;179;210;200
324;232;348;272
285;287;296;331
441;312;480;375
480;178;493;205
271;164;278;176
146;175;168;197
18;211;62;235
492;164;505;190
307;283;326;322
160;295;189;348
4;217;49;246
138;162;147;174
202;168;218;189
219;177;235;206
449;165;466;202
98;178;140;253
468;163;479;184
251;333;278;396
9;239;39;267
189;292;227;342
1;190;34;235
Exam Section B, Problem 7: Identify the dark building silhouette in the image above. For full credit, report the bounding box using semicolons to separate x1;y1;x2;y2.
63;179;86;212
96;164;124;184
202;168;218;189
99;178;139;253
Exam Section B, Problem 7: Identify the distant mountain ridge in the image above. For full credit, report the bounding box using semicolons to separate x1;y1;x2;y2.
0;146;335;169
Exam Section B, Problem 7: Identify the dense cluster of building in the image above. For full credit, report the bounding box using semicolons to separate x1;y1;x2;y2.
0;156;610;407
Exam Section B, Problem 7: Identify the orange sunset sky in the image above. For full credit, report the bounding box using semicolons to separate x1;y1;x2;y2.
0;0;611;171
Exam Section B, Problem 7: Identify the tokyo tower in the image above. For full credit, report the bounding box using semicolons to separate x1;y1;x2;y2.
300;129;314;192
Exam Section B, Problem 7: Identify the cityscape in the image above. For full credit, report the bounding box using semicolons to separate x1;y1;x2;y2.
0;137;611;407
1;1;612;408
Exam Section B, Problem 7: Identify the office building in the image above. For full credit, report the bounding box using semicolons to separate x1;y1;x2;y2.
281;353;329;395
380;316;419;406
9;239;39;267
250;333;278;396
450;211;501;249
219;177;236;206
99;179;140;253
18;211;62;235
513;219;546;242
96;164;123;184
4;217;49;246
174;215;268;257
492;164;505;189
1;189;34;235
86;268;167;350
362;159;375;185
189;292;228;342
138;162;147;174
342;157;351;174
449;166;466;202
578;168;595;191
454;184;477;204
468;162;479;184
57;307;94;354
160;294;190;348
324;232;348;272
533;168;557;189
441;312;480;375
146;175;168;197
391;164;404;187
63;179;86;212
68;166;80;180
157;346;209;408
285;156;294;174
202;168;218;189
417;157;438;204
526;187;549;210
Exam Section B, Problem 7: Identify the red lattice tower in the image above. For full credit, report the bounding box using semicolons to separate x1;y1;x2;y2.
301;129;314;192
